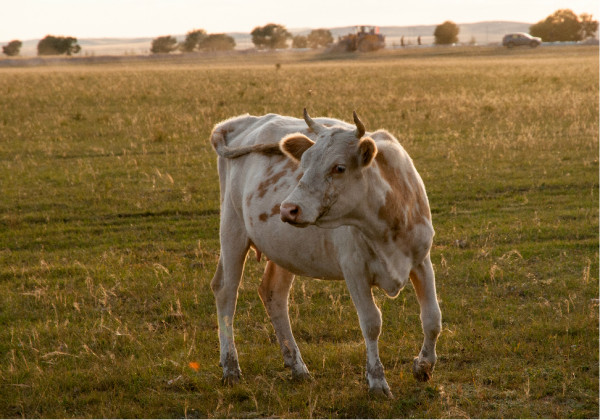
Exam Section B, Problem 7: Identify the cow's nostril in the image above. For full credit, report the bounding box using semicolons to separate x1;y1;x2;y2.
280;203;301;223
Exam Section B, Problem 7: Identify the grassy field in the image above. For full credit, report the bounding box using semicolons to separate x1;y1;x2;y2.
0;46;598;418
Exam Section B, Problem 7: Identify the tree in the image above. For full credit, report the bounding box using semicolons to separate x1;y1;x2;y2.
150;35;178;54
306;29;333;49
292;35;307;49
530;9;598;42
198;34;235;52
2;40;22;56
181;29;206;52
529;9;577;42
251;23;291;49
580;13;599;39
434;21;459;45
37;35;81;56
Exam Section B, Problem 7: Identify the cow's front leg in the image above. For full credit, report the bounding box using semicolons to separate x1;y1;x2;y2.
409;254;442;382
258;261;310;380
345;273;392;398
211;207;250;385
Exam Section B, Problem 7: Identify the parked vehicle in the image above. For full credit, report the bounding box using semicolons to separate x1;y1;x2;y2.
502;33;542;48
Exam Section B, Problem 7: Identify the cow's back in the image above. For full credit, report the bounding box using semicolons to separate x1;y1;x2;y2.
214;113;353;148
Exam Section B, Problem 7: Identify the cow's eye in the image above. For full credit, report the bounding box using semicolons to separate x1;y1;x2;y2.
332;164;346;174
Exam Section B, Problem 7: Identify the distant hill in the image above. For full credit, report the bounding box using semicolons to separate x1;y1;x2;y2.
8;21;531;56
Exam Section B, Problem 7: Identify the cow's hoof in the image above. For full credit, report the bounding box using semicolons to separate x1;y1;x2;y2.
291;369;313;382
412;357;433;382
367;375;393;399
368;382;393;399
221;371;241;386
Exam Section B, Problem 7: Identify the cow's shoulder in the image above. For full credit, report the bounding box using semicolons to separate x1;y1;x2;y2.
370;131;432;244
370;129;399;144
370;130;412;175
370;130;411;169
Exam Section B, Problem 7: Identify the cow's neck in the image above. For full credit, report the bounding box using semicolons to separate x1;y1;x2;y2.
353;164;397;240
349;165;416;291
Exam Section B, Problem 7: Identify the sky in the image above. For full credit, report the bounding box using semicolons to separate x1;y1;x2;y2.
1;0;598;41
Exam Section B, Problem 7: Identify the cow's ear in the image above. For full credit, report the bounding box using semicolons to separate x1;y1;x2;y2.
280;133;314;162
358;137;377;167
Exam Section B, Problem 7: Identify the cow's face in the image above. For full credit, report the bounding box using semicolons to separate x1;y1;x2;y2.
279;110;377;228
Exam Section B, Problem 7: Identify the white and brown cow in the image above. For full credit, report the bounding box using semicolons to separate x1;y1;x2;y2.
209;109;441;397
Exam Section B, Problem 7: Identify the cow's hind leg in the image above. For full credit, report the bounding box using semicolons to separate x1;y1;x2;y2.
258;261;310;380
409;254;442;382
211;206;250;385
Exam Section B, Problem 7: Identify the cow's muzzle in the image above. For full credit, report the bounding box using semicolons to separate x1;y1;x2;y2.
280;203;309;227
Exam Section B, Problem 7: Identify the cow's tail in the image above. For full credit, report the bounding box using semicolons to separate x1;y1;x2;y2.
210;126;282;159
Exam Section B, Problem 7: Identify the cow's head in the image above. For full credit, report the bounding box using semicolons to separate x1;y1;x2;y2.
279;109;377;228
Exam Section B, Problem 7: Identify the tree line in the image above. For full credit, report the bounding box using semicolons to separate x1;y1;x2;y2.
2;35;81;56
151;30;236;54
2;9;597;57
529;9;597;42
150;25;335;53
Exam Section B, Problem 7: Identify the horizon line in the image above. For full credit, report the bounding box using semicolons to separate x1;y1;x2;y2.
3;20;535;43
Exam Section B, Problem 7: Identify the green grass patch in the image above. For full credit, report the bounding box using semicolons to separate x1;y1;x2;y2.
0;46;597;418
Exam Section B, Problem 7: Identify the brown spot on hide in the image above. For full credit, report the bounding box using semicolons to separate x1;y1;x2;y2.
255;157;300;199
376;151;430;242
259;213;268;222
257;170;287;198
283;158;298;171
265;163;274;176
246;192;254;207
270;204;281;216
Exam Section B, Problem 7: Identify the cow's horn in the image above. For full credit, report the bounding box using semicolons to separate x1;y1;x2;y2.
353;111;365;138
303;108;323;134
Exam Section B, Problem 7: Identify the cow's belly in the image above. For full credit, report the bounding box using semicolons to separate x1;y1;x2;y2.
247;218;344;279
230;153;344;279
241;183;344;278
